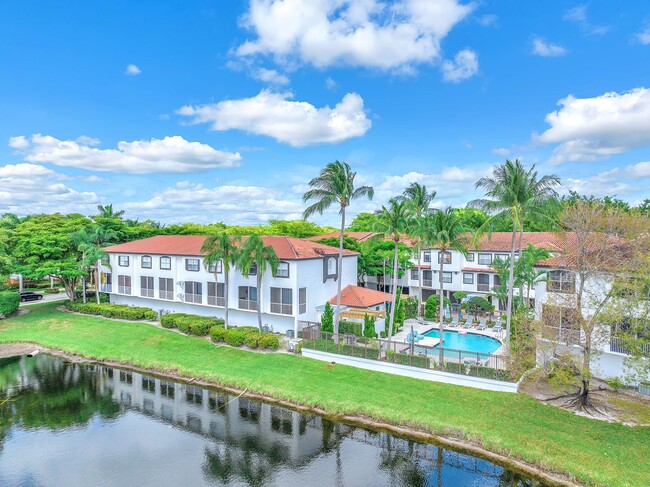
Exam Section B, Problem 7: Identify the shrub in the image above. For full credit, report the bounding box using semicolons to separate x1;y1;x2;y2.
159;313;222;333
243;331;261;348
188;321;212;336
64;302;158;321
339;320;363;337
403;297;419;319
466;296;494;316
363;314;377;338
605;376;624;392
43;288;60;294
0;291;20;318
210;326;227;342
259;333;280;350
321;301;334;333
387;350;430;369
224;329;245;347
424;294;451;320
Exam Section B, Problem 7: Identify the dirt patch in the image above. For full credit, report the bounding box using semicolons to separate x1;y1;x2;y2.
0;341;581;487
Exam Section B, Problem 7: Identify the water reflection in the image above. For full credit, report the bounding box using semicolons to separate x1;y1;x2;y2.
0;355;546;486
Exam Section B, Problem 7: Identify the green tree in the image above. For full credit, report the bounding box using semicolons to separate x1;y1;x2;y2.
401;182;436;313
363;314;377;338
424;294;450;320
321;301;334;333
373;198;412;341
471;159;561;346
96;204;125;219
237;235;280;331
303;161;374;335
516;244;551;308
202;232;241;329
417;208;469;365
347;212;378;231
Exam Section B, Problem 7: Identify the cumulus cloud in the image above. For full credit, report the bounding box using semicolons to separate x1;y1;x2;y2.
534;88;650;163
9;134;242;173
531;37;567;57
236;0;474;72
477;14;498;27
441;49;479;83
125;64;141;76
625;161;650;178
177;90;371;146
563;5;609;35
251;67;290;85
635;25;650;45
492;147;511;157
122;181;304;223
0;163;98;215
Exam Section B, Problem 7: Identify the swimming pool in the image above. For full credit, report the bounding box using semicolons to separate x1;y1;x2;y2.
422;328;502;355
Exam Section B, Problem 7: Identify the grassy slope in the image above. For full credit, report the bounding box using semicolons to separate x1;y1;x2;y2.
1;303;648;487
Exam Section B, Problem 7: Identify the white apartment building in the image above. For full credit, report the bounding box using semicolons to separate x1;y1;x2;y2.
100;235;358;336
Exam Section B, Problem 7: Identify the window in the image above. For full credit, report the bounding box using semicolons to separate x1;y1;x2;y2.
463;272;474;284
438;251;452;264
477;273;490;292
248;263;258;276
238;286;258;310
159;278;174;300
101;273;112;293
185;258;200;272
140;276;154;298
423;251;431;263
542;305;581;344
141;255;152;269
160;381;175;399
548;270;575;293
119;371;133;384
271;287;293;315
185;281;202;303
411;268;419;280
495;253;509;262
494;275;501;286
142;377;155;393
478;253;492;265
327;258;336;274
277;261;289;278
118;255;129;267
160;256;171;270
422;270;433;287
208;261;223;273
299;288;307;314
442;272;452;283
466;252;475;262
118;275;131;294
186;385;203;405
208;282;225;307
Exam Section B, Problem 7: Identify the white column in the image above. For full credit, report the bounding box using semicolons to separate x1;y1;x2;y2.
18;274;23;292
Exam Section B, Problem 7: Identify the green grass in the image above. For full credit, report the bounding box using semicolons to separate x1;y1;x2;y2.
2;303;649;487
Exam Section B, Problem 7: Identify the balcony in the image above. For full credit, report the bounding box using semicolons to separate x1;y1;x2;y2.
610;337;650;355
239;299;258;311
477;284;490;292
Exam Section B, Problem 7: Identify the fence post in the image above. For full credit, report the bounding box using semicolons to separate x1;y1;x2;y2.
325;332;329;353
458;350;462;372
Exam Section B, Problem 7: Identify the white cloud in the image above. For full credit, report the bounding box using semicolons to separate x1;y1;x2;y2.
531;37;567;57
635;25;650;45
122;181;304;224
625;161;650;178
325;77;337;90
492;147;511;157
10;134;242;174
236;0;474;72
441;49;479;83
535;88;650;163
0;163;98;215
75;135;101;146
125;64;141;75
177;90;371;146
251;67;290;85
477;14;498;27
563;5;609;35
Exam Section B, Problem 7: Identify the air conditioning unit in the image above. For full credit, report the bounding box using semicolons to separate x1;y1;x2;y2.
287;338;302;353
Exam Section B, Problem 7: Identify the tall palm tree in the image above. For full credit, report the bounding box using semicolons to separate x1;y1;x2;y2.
202;232;240;330
419;208;470;366
237;235;280;331
70;229;92;303
96;204;125;219
470;160;561;345
303;161;374;335
87;225;117;304
401;183;436;315
373;198;412;341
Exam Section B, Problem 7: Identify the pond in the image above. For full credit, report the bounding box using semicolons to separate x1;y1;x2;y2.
0;354;547;486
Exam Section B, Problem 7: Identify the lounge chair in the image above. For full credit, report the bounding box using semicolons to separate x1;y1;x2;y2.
462;318;473;329
492;323;503;334
448;318;459;328
477;318;487;330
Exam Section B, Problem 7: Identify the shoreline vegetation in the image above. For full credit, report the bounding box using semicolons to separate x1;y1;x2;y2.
1;303;649;487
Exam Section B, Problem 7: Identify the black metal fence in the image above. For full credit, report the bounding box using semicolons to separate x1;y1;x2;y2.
301;329;514;382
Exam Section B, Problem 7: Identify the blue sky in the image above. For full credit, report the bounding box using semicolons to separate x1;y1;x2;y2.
1;1;649;225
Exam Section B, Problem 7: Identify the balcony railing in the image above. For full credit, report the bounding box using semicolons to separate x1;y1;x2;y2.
543;326;581;345
159;290;174;301
477;284;490;292
208;296;226;307
239;299;258;311
422;279;432;287
271;303;292;315
185;293;202;304
118;286;131;295
610;337;650;355
101;284;112;293
141;289;154;298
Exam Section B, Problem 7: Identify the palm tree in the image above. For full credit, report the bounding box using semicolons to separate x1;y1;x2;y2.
418;208;469;366
96;204;125;219
401;183;436;315
202;232;240;330
71;225;116;304
470;159;561;345
516;244;551;308
70;229;92;303
303;161;374;335
237;235;280;331
373;198;412;341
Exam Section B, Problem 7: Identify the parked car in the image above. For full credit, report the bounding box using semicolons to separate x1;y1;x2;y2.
20;291;44;302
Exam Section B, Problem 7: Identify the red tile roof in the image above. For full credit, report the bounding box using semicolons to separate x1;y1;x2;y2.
308;231;415;246
468;232;567;252
105;235;358;260
329;285;393;308
462;267;496;273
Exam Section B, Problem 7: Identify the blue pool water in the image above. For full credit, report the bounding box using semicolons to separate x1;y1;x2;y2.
423;328;502;355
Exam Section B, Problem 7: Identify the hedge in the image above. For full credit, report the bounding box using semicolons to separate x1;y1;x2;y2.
209;325;279;350
64;302;158;321
339;320;363;337
386;350;430;369
0;292;20;318
160;313;224;335
443;362;514;382
302;338;380;359
209;326;227;342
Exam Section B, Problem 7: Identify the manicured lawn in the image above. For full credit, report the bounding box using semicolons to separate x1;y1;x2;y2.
2;303;648;486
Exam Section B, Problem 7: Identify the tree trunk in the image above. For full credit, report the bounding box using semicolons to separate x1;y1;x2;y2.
257;271;263;332
517;230;524;307
95;266;101;304
417;237;423;316
333;205;346;336
504;225;517;347
224;268;229;330
82;277;87;303
438;248;445;367
63;277;76;301
386;241;399;343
